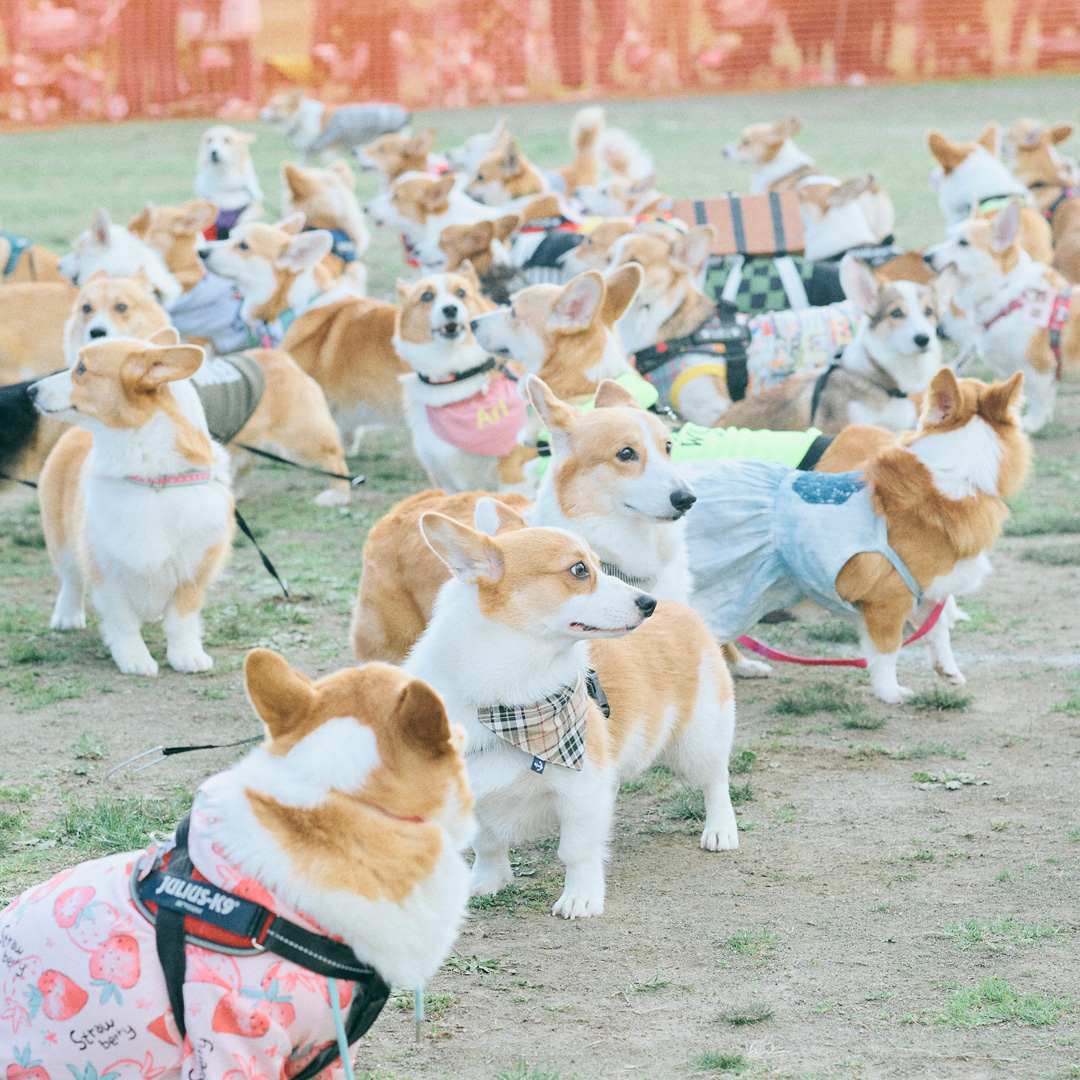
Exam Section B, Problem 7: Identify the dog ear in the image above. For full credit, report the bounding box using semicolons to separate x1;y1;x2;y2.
601;262;642;325
927;130;966;173
420;512;504;585
122;343;205;390
474;495;529;537
526;375;578;455
932;264;959;312
922;366;961;425
91;208;111;247
977;122;1000;156
424;173;456;209
457;219;495;256
395;277;412;305
457;259;483;291
773;116;801;142
390;675;453;757
329;158;355;187
631;172;658;196
840;255;880;314
671;226;714;276
282;161;310;198
494;213;521;241
1051;123;1074;146
244;648;316;741
491;116;509;145
85;268;109;285
594;378;641;411
277;211;306;234
406;128;438;157
501;138;523;177
127;205;151;237
177;200;217;235
826;173;874;208
278;229;333;272
146;325;181;346
979;370;1024;421
989;201;1021;253
549;272;604;333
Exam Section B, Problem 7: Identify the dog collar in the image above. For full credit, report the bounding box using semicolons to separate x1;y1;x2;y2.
599;561;658;592
125;471;211;490
417;357;495;385
976;193;1031;215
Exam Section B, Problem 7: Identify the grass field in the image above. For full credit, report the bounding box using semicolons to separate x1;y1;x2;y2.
1;78;1080;1080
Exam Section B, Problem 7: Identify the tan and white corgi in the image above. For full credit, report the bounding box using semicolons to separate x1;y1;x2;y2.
445;117;510;177
797;173;896;262
683;368;1030;704
926;199;1079;432
282;159;370;287
351;376;696;664
64;271;353;505
465;137;553;208
723;116;818;193
260;92;410;161
559;219;634;276
405;499;737;917
0;224;65;284
470;265;642;405
195;124;264;237
718;257;954;433
0;282;77;383
928;124;1053;263
431;214;522;276
575;173;664;218
356;127;444;187
58;208;183;307
0;647;474;1075
202;217;406;446
32;336;233;675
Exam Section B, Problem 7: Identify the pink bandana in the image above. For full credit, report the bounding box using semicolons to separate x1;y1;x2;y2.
426;374;529;457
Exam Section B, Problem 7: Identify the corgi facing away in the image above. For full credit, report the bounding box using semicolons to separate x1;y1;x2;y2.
0;648;474;1076
356;127;444;187
31;336;234;676
724;116;818;193
406;499;737;918
194;124;264;238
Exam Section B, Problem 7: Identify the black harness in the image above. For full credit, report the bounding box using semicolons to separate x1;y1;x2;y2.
1029;181;1079;222
133;815;390;1080
808;361;907;425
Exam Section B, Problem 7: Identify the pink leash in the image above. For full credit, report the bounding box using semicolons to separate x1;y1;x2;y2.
736;598;947;669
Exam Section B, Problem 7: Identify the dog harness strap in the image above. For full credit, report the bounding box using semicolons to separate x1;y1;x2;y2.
1048;288;1071;378
599;561;658;591
153;816;193;1040
809;364;839;424
585;668;610;718
769;191;787;254
631;316;751;377
795;433;835;472
315;226;357;263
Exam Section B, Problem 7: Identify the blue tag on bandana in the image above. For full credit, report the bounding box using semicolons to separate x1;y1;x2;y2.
531;757;546;774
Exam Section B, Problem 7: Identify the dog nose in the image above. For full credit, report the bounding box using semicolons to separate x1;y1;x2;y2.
469;317;480;331
913;333;930;348
198;248;211;261
209;149;219;163
26;382;38;402
87;327;107;339
922;251;935;265
635;594;657;618
670;489;697;515
442;305;459;319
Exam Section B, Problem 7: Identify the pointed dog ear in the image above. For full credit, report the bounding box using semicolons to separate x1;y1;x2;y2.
594;378;641;410
424;173;456;208
671;226;714;276
927;130;966;173
176;200;218;235
244;648;316;742
328;158;355;186
922;366;961;426
121;343;205;391
773;115;801;142
282;161;310;197
91;208;112;246
146;325;182;346
277;211;306;234
601;262;642;325
980;370;1024;422
501;138;523;176
277;229;333;272
839;256;880;315
977;121;1000;156
548;272;604;333
526;374;578;457
1051;122;1073;146
988;201;1021;253
474;495;529;537
127;205;151;237
420;513;504;585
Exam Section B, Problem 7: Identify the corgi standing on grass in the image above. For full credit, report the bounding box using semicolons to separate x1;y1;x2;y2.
31;333;234;676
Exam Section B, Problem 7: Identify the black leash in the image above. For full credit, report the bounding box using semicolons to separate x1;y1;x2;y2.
233;506;290;599
105;736;263;778
231;442;365;486
0;471;38;490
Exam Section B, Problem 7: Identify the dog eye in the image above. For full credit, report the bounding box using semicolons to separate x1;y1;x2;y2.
75;361;86;376
81;303;92;314
569;561;590;580
616;446;638;462
421;290;435;302
115;303;127;314
957;239;969;247
665;440;672;456
925;307;934;317
890;308;904;319
237;241;249;251
455;288;467;298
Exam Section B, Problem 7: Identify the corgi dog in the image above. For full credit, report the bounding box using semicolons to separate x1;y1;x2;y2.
717;257;954;433
393;268;535;493
0;647;474;1076
282;159;370;287
683;368;1030;704
62;271;353;505
796;173;897;262
925;199;1079;432
351;375;696;664
0;224;65;284
194;124;264;239
57;208;183;308
724;116;818;193
430;214;522;275
575;173;664;218
470;265;642;407
560;219;634;276
445;116;509;177
260;91;410;161
405;499;737;917
202;217;407;446
356;127;445;187
927;124;1053;264
465;137;553;208
31;336;233;675
0;282;78;383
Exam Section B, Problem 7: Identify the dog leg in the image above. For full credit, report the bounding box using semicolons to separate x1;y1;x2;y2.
347;425;366;457
919;599;965;685
944;595;971;626
722;641;771;678
163;606;213;673
94;584;157;676
50;549;86;630
469;820;514;896
1021;369;1056;433
551;774;613;919
858;595;914;704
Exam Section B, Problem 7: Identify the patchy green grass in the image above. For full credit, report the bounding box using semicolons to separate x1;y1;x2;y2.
805;621;860;645
940;916;1064;950
1021;544;1080;566
1053;693;1080;716
495;1064;573;1080
729;748;757;774
908;686;974;711
772;680;859;717
892;741;967;761
468;879;553;916
627;970;673;994
73;731;105;761
444;954;503;976
936;978;1071;1028
2;669;90;713
721;929;783;956
694;1051;748;1073
1003;510;1080;537
56;789;192;856
717;1004;775;1026
393;990;457;1019
840;713;887;730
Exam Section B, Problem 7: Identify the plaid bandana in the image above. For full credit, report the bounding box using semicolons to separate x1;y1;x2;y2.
476;677;589;772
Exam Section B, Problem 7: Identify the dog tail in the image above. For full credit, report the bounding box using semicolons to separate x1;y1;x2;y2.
597;127;655;182
570;106;605;158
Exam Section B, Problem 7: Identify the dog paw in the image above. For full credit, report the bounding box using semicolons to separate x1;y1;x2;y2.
731;657;772;679
314;488;350;507
700;825;739;851
50;612;86;631
168;647;213;673
552;891;604;919
114;650;159;677
875;684;913;705
469;871;514;897
934;666;967;685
